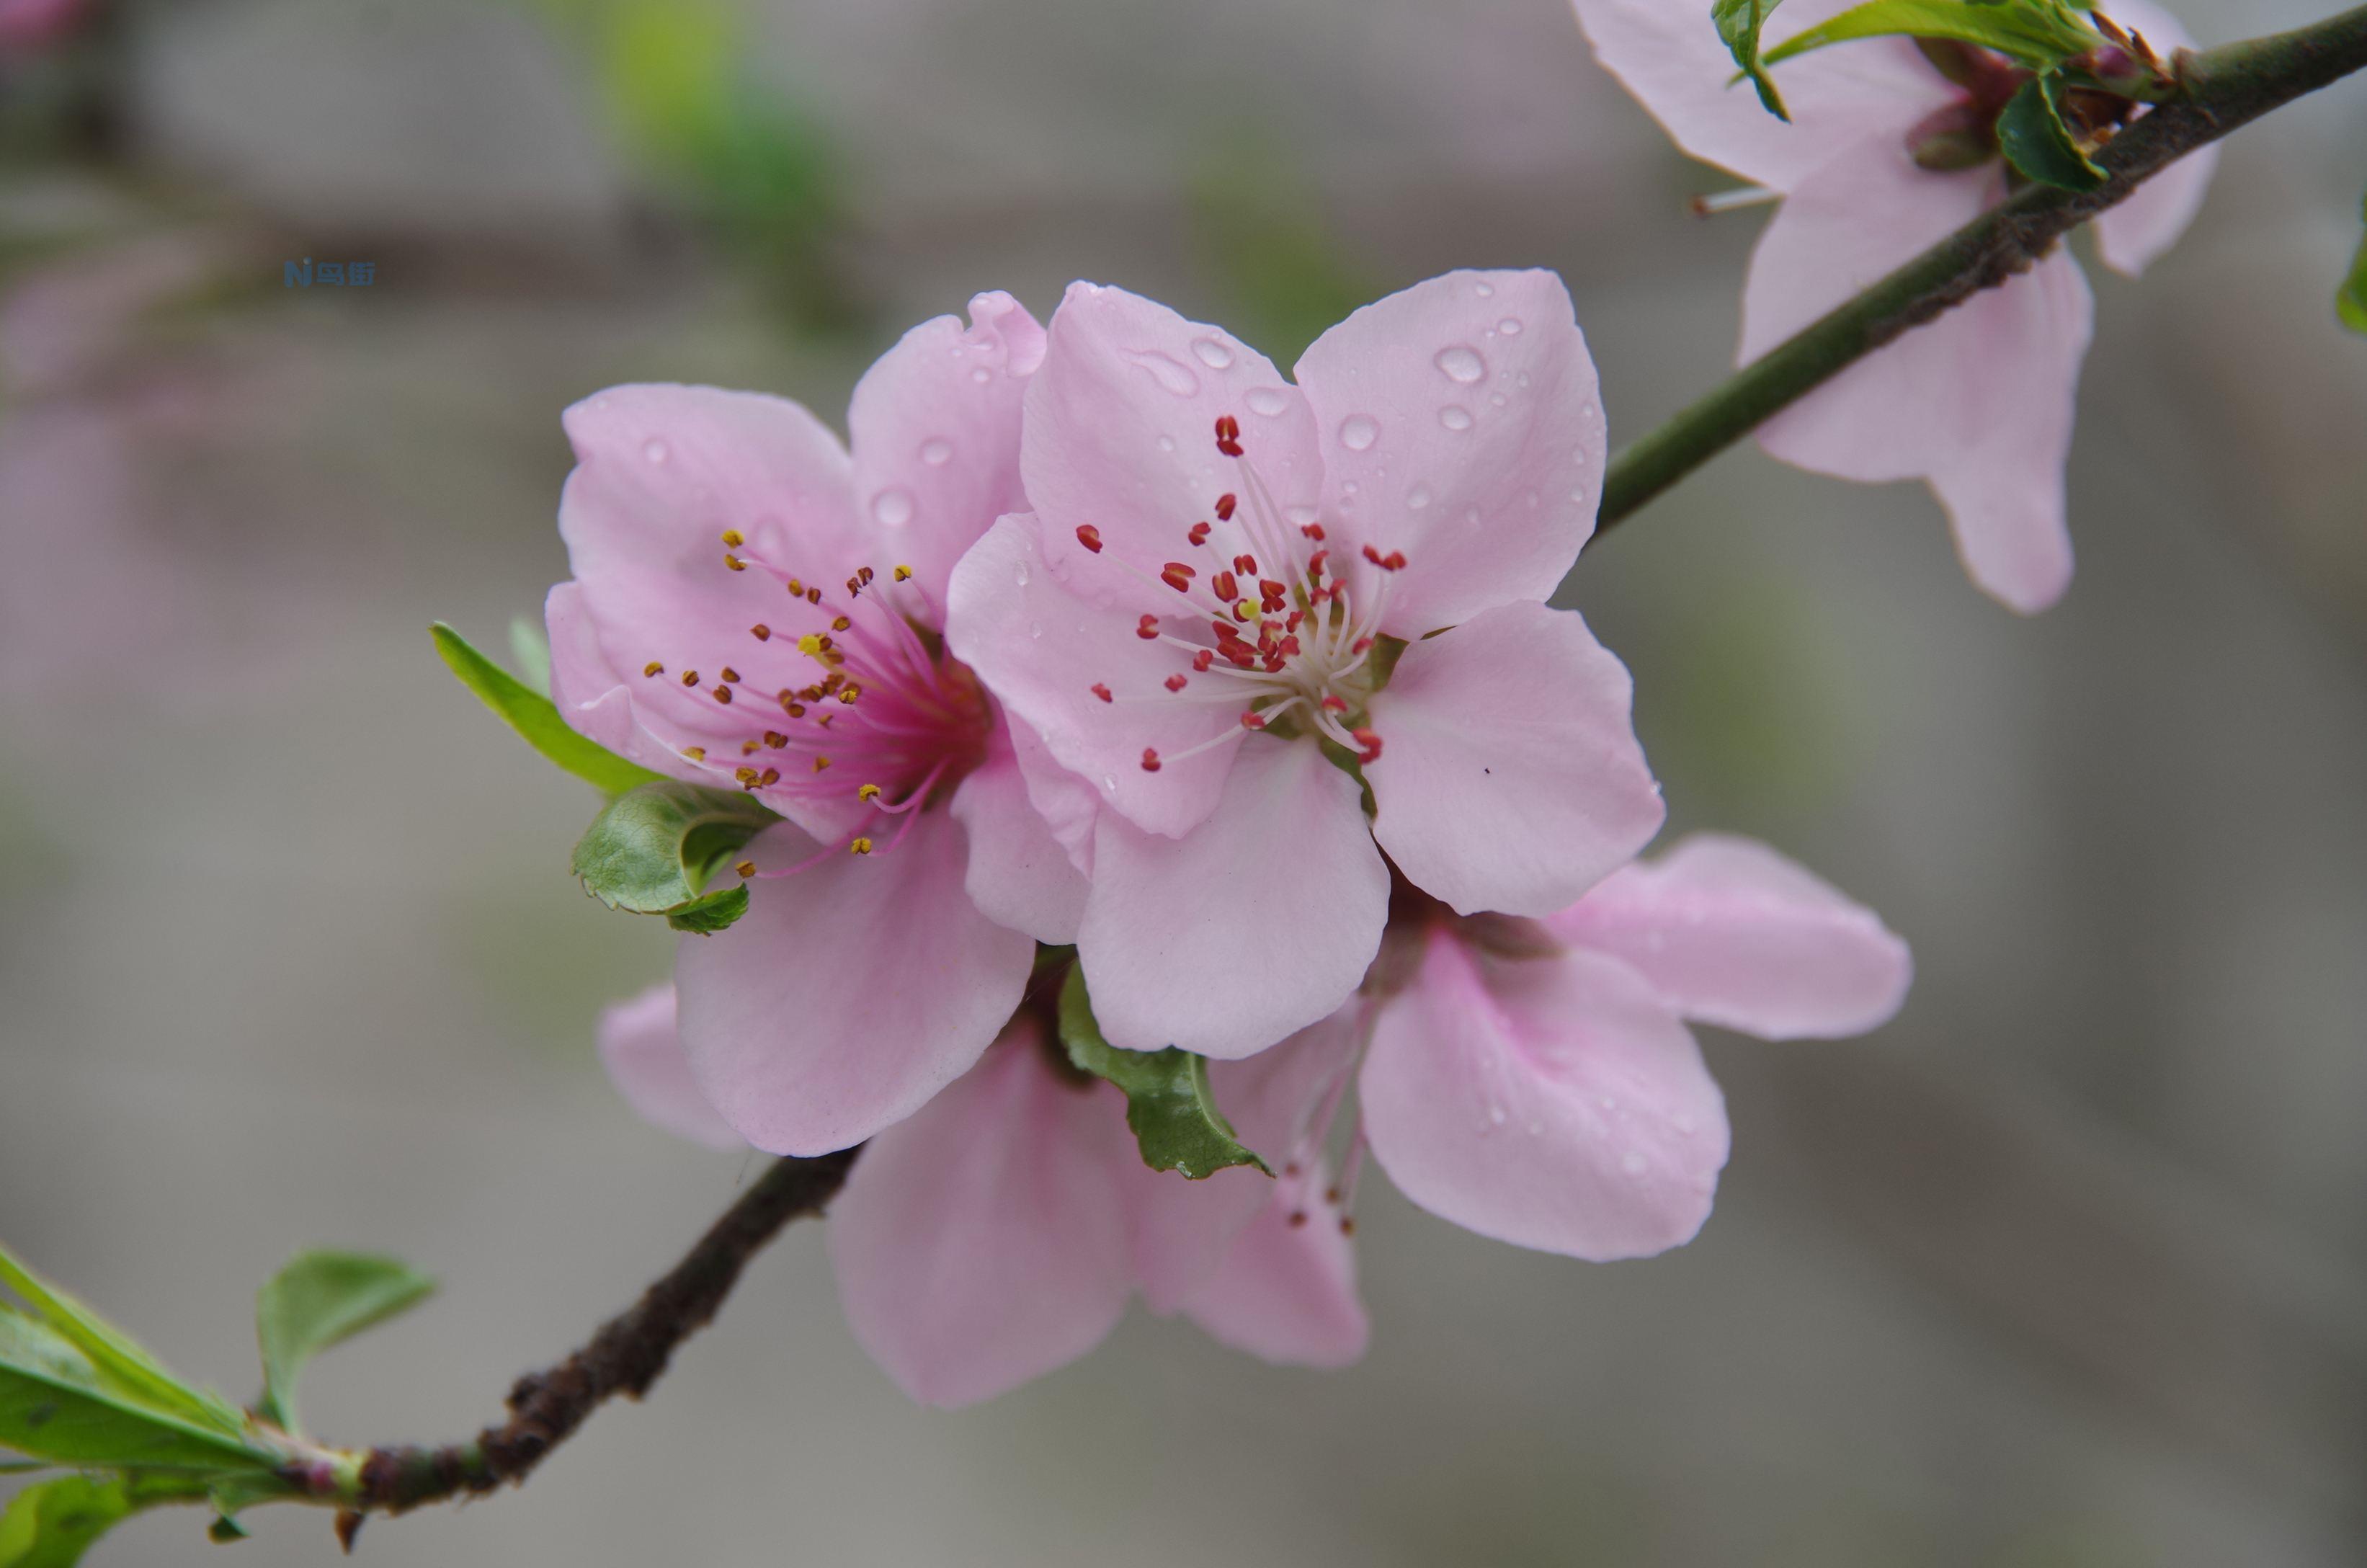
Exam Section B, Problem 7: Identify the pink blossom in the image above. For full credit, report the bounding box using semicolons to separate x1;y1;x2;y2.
600;991;1367;1406
945;272;1665;1060
0;0;92;51
1571;0;2217;612
548;293;1087;1157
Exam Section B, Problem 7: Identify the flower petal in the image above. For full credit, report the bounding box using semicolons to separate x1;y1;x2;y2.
1077;738;1388;1059
595;984;743;1151
1366;600;1664;917
948;723;1089;945
1024;280;1324;585
2089;0;2216;278
828;1029;1135;1408
945;512;1241;839
1739;142;2094;612
1553;834;1912;1038
674;811;1034;1154
1180;1164;1369;1369
1570;0;1946;194
847;291;1045;610
1360;934;1729;1260
1293;270;1606;634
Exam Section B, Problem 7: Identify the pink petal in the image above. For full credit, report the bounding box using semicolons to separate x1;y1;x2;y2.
945;512;1242;839
545;582;723;785
1292;270;1607;634
1007;710;1101;878
595;984;743;1151
1360;933;1729;1260
1121;1160;1272;1316
2088;0;2215;277
827;1028;1136;1408
1366;600;1664;917
1180;1163;1369;1369
674;811;1034;1155
1552;834;1912;1038
847;291;1045;609
1076;738;1388;1059
1024;281;1325;585
1570;0;1947;195
1739;142;2094;613
947;724;1089;945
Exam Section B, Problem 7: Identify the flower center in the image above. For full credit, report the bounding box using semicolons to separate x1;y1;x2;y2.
1079;412;1405;775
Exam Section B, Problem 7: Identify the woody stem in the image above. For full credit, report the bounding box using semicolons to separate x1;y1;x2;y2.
1592;3;2367;535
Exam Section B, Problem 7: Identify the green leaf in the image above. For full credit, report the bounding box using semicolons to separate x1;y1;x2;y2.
254;1251;436;1433
1997;72;2108;190
0;1246;242;1436
0;1312;275;1473
1056;968;1270;1180
571;780;778;932
1713;0;1791;120
507;616;553;698
431;623;664;798
0;1473;216;1568
1763;0;2098;69
2339;192;2367;335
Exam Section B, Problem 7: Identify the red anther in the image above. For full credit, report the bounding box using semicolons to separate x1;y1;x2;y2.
1161;562;1195;592
1076;524;1104;553
1211;570;1239;601
1165;673;1189;692
1193;649;1214;672
1306;548;1329;578
1351;728;1383;763
1141;747;1163;772
1362;543;1387;567
1278;635;1300;658
1285;611;1304;632
1240;710;1266;730
1234;553;1258;575
1187;522;1211;546
1092;682;1113;703
1262;654;1287;673
1321;695;1349;713
1301;522;1325;541
1137;614;1161;640
1352;636;1375;654
1214;414;1243;454
1214;493;1237;521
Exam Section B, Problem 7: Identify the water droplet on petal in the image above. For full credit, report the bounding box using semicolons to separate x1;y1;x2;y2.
1406;483;1432;510
872;488;914;527
1191;337;1236;370
642;438;670;464
1102;774;1119;792
1157;434;1177;453
1489;393;1510;408
1125;350;1200;397
1285;504;1319;527
971;367;993;384
1245;386;1291;417
919;438;953;467
1438;404;1474;432
1621;1150;1649;1177
1339;414;1379;453
1015;563;1031;587
1489;1104;1508;1126
1474;280;1495;298
1499;317;1525;336
1435;345;1486;383
1572;445;1590;468
1028;620;1043;639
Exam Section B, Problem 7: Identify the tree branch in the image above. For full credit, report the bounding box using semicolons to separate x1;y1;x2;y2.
1593;3;2367;533
302;1149;858;1542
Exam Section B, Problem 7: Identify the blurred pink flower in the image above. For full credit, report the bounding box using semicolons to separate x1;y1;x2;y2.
946;271;1664;1061
548;293;1086;1157
0;0;92;51
601;992;1366;1407
1571;0;2216;612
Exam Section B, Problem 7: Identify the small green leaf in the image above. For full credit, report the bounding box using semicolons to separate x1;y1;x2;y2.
0;1246;242;1436
2339;192;2367;335
0;1474;217;1568
431;623;664;798
507;616;553;698
0;1312;275;1473
572;780;778;929
1057;968;1270;1180
1997;72;2107;191
254;1251;436;1433
1763;0;2098;69
1713;0;1791;120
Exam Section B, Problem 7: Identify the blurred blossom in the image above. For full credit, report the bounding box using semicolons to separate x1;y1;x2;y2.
0;0;92;53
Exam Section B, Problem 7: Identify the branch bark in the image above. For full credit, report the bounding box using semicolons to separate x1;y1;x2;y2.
1593;3;2367;533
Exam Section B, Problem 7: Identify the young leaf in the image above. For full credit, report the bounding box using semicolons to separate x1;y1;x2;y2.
0;1313;276;1473
1762;0;2098;70
1056;968;1270;1180
572;780;778;931
1997;72;2108;190
1713;0;1791;120
2;1475;171;1568
431;623;665;798
0;1246;242;1437
254;1251;436;1433
2339;192;2367;334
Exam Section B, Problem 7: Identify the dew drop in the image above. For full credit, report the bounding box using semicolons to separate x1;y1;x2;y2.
1339;414;1380;453
1489;392;1510;408
1028;620;1043;640
1406;483;1432;511
871;488;914;527
1125;350;1200;397
971;367;993;384
1191;337;1236;370
1285;504;1319;527
1434;344;1486;383
1497;317;1524;337
1515;372;1532;389
1245;386;1291;417
1474;280;1496;298
1488;1104;1508;1127
1621;1150;1649;1177
1015;563;1031;587
1438;404;1474;432
1103;775;1119;792
1572;445;1590;468
1156;434;1177;453
919;438;954;467
642;438;670;465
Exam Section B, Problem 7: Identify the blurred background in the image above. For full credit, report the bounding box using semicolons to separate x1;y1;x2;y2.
1;0;2363;1562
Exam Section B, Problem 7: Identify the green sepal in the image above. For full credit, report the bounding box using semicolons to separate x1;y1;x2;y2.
1762;0;2098;70
1713;0;1791;120
571;780;780;935
254;1250;436;1433
2339;192;2367;335
0;1473;213;1568
431;623;665;798
1997;71;2108;190
1056;968;1270;1180
0;1245;244;1438
0;1311;277;1473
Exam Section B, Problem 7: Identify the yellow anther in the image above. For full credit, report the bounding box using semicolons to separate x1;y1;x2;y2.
720;530;745;548
643;661;664;677
724;554;746;571
681;746;706;761
857;783;882;803
811;756;832;772
1232;601;1256;622
763;731;788;748
750;623;771;641
849;837;874;855
893;564;913;582
832;615;852;632
837;687;860;705
786;578;804;597
681;669;700;685
720;667;741;684
734;860;756;878
735;766;759;785
796;633;825;656
757;767;780;786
